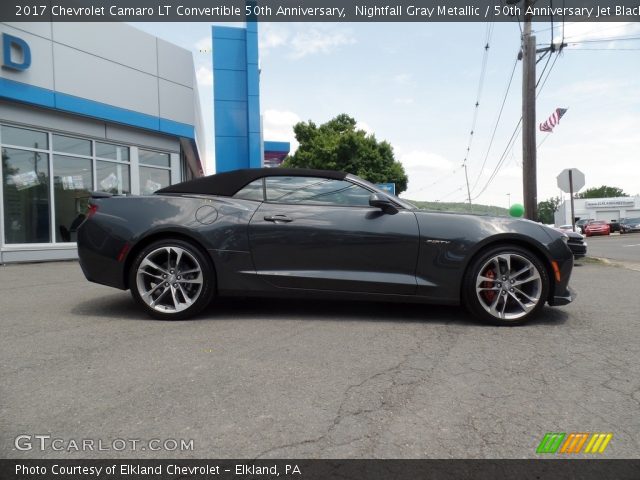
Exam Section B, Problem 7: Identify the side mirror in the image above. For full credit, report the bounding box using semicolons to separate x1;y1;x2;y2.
369;193;396;212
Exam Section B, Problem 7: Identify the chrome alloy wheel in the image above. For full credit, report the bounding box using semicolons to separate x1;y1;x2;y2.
475;253;543;321
135;246;204;313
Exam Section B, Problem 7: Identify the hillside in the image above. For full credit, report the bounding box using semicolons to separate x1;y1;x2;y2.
404;200;509;216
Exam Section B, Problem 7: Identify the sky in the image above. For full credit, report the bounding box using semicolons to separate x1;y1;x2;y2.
132;21;640;208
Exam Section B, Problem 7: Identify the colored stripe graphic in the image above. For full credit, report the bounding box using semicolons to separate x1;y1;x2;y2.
536;433;566;453
560;433;589;453
538;433;613;454
584;433;613;454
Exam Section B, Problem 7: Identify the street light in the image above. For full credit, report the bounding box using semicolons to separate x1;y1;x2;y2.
507;193;511;208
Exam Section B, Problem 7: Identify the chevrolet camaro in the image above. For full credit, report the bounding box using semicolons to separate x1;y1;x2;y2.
77;168;575;325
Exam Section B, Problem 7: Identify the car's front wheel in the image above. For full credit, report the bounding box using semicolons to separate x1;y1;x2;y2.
463;245;549;326
129;239;215;320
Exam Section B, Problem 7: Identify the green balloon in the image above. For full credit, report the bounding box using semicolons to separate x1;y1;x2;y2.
509;203;525;217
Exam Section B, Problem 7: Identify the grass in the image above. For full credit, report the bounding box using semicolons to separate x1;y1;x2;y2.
405;200;509;216
577;256;608;265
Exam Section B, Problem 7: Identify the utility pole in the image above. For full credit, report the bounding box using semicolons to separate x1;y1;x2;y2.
521;0;537;221
463;163;473;212
507;193;511;208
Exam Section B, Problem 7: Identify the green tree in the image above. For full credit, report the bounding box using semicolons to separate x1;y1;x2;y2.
576;185;628;199
282;114;408;194
537;196;562;224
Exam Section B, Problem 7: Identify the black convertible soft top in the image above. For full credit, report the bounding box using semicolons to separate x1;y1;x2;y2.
156;168;348;197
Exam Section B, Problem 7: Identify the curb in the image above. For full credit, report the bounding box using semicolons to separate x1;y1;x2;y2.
588;256;640;272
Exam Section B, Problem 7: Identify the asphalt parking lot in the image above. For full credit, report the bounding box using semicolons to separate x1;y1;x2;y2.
1;258;639;459
586;233;640;265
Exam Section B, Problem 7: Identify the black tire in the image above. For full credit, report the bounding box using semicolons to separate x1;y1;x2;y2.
462;244;550;326
129;238;215;320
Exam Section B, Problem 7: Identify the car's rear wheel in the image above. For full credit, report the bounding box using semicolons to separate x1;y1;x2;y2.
129;239;215;320
463;245;549;326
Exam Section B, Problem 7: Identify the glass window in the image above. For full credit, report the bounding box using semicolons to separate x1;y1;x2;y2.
139;149;170;168
233;179;264;201
1;125;48;150
52;134;92;156
265;177;372;206
97;161;130;195
53;155;93;242
140;167;170;195
96;142;130;162
2;147;50;243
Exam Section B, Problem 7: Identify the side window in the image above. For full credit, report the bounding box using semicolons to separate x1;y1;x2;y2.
233;179;264;201
265;176;372;207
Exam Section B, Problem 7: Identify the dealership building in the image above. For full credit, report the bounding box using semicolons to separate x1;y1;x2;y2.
0;21;290;263
554;196;640;226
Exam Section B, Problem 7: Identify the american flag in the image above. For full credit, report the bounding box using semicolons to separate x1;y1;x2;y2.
539;108;568;133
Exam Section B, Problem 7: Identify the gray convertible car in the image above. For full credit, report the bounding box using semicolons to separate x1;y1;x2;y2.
77;168;575;325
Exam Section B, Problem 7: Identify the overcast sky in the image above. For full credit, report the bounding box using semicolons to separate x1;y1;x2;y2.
132;21;640;208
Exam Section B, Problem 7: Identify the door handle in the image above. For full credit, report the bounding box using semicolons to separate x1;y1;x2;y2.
264;214;293;223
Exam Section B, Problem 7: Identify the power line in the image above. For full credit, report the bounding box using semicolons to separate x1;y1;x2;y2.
472;24;564;203
465;23;494;162
570;35;640;43
505;0;523;37
402;166;462;197
472;45;561;201
412;25;495;203
435;186;463;202
460;22;494;207
537;134;552;149
533;20;577;34
561;23;619;38
566;47;640;51
471;118;522;201
470;56;519;193
536;51;560;98
535;50;552;88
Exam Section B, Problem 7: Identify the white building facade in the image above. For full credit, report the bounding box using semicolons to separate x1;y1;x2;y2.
0;22;205;263
555;196;640;226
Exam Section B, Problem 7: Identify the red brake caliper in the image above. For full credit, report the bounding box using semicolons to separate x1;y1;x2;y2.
482;268;497;303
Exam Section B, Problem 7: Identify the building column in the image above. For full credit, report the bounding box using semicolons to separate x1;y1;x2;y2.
130;146;140;195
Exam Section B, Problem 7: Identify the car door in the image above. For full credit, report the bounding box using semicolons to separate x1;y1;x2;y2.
247;175;420;295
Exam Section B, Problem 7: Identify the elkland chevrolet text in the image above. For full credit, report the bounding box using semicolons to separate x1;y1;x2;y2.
77;168;575;325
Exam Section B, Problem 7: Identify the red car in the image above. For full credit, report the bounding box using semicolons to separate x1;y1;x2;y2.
583;220;610;237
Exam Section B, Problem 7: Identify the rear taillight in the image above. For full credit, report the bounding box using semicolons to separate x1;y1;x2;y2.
86;203;98;219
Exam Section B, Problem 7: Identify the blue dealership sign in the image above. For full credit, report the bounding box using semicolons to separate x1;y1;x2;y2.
2;33;31;71
376;183;396;195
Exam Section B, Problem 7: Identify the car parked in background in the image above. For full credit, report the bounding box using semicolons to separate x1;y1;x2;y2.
575;218;594;234
554;227;587;259
620;217;640;234
583;220;610;237
564;231;587;258
608;219;621;233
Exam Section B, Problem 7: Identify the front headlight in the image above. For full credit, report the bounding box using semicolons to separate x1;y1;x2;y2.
561;233;569;244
